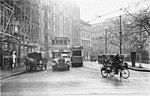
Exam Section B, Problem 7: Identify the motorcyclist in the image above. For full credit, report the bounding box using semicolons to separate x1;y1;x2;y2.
113;54;121;74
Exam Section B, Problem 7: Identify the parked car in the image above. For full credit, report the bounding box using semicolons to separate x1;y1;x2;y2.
51;54;70;71
25;52;47;72
90;56;97;62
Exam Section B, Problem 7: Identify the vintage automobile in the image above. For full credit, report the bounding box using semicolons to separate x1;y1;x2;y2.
90;56;97;62
98;54;116;64
97;54;105;64
51;54;70;71
25;52;47;72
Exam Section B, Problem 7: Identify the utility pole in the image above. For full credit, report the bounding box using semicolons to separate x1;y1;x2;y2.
105;29;107;54
119;15;122;54
138;27;143;68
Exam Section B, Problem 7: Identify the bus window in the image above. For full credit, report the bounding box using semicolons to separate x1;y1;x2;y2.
72;51;81;56
56;40;59;45
60;40;63;45
64;40;67;45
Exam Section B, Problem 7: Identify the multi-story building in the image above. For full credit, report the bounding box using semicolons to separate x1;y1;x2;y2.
39;0;80;58
91;17;124;57
0;0;40;67
40;0;80;45
80;20;92;60
91;23;105;56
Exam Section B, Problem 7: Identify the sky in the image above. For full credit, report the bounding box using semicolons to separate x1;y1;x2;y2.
75;0;145;24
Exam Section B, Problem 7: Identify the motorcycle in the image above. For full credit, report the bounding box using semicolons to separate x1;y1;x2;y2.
100;59;130;79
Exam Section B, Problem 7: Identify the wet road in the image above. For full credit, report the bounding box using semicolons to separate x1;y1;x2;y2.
1;61;150;96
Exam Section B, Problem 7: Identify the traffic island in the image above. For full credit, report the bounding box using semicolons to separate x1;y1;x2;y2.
128;65;150;72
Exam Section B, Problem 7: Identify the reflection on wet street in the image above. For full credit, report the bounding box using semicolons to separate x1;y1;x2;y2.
2;61;150;96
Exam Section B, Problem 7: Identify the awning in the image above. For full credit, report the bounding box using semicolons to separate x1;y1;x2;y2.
2;38;20;44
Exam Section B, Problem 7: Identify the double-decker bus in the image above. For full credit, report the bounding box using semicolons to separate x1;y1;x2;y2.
71;46;83;67
51;37;71;70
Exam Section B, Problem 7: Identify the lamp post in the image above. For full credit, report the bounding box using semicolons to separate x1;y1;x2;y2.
119;15;122;54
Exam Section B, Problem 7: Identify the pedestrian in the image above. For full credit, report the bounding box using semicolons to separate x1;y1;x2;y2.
12;51;16;67
10;51;16;69
0;48;3;68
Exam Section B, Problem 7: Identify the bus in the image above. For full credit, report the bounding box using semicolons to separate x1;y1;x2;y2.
51;37;71;70
71;46;83;67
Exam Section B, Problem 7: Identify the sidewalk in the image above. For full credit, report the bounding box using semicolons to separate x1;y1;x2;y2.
127;62;150;72
0;64;26;80
0;60;52;80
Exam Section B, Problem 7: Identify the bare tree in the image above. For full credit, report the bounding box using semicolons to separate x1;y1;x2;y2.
104;17;133;49
122;0;150;50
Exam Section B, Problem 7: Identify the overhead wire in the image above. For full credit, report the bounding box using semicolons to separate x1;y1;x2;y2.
87;8;123;23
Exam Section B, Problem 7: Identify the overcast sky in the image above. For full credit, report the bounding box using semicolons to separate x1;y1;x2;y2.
75;0;144;24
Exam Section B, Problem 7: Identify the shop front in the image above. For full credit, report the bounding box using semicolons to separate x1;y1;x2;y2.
1;37;36;69
83;47;92;61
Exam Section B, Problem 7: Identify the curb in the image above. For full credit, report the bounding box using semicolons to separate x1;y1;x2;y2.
128;66;150;72
1;71;26;80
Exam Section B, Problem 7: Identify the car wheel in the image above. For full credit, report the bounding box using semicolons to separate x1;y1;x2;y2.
72;64;74;67
80;63;83;67
45;65;47;70
41;67;43;70
52;68;55;71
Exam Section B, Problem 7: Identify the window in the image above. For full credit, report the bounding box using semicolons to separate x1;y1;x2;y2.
64;40;67;45
56;40;59;44
72;51;81;56
60;40;63;45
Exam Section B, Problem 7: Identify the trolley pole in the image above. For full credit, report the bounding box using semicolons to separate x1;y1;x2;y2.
105;29;107;54
119;15;122;54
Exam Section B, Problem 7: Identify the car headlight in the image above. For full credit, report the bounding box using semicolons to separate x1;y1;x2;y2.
39;61;42;64
52;61;57;66
66;61;70;65
119;59;123;63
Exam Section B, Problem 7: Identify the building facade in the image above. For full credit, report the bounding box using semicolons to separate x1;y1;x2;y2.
91;24;105;56
0;0;40;67
91;18;123;57
144;35;150;62
40;0;80;45
39;0;80;58
80;20;92;60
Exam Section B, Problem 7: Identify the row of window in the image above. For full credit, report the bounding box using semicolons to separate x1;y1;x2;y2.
82;32;91;39
82;40;91;47
81;25;91;31
53;39;67;45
